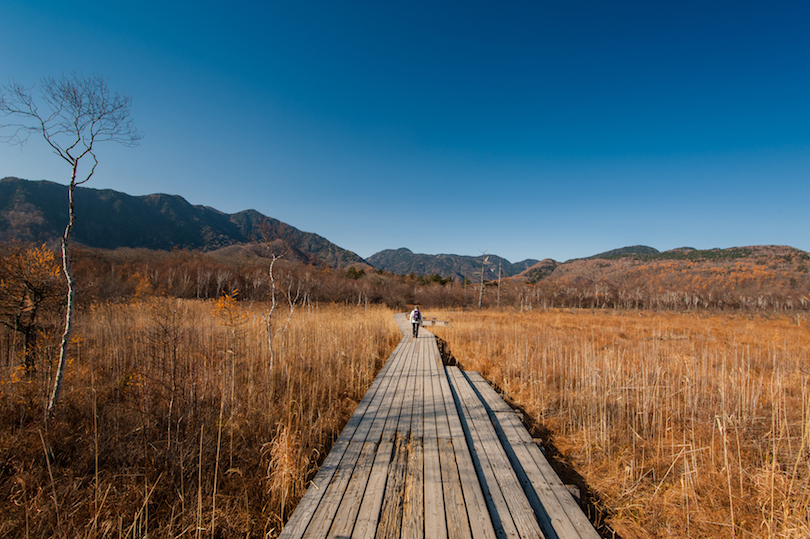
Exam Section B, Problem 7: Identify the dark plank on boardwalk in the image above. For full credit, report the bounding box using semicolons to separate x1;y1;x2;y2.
279;314;599;539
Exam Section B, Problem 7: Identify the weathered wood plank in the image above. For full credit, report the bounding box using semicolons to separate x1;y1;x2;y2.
423;338;448;539
397;340;417;438
450;368;545;539
347;336;415;539
511;418;600;539
305;347;409;539
432;342;452;442
352;340;416;539
429;337;472;539
377;433;410;539
439;366;497;539
411;339;426;442
402;441;425;539
423;436;446;539
383;337;419;535
352;440;394;539
325;440;377;539
467;372;600;539
465;372;513;414
302;439;366;539
448;367;522;539
439;438;472;539
401;339;426;539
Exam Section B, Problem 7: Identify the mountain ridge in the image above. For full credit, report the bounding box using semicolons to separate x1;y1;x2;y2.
366;247;539;283
0;177;364;268
4;177;806;286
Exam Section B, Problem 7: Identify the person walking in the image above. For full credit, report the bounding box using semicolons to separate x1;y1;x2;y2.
408;306;422;338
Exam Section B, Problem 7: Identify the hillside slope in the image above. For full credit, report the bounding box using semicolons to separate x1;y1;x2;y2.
512;245;810;309
367;247;538;282
0;177;364;268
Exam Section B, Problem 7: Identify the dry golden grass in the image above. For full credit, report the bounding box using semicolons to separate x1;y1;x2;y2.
432;309;810;538
0;299;401;538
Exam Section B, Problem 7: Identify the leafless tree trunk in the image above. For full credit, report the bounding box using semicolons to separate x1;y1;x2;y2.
498;260;501;309
214;269;231;298
478;252;489;309
1;74;141;415
282;279;301;335
196;267;212;298
262;255;280;370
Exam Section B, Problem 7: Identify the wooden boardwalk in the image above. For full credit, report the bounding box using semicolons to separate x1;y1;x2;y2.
279;314;600;539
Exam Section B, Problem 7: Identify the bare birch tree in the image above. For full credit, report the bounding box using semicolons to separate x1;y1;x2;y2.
0;73;141;414
263;254;280;370
498;260;503;309
477;252;489;309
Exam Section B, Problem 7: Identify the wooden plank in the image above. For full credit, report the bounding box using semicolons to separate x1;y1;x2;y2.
423;337;449;539
377;434;410;539
397;340;417;438
400;338;426;539
353;337;419;538
512;420;600;539
430;342;472;539
386;336;420;536
366;339;411;445
325;440;377;538
439;437;472;539
402;441;425;539
465;372;513;414
431;342;452;442
402;338;428;539
322;342;414;537
423;436;446;539
352;441;394;539
468;373;600;539
453;368;547;539
411;339;426;442
448;367;522;539
304;353;408;539
439;366;497;539
302;439;366;539
493;415;582;538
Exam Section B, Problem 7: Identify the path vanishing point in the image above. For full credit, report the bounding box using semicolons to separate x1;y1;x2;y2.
279;313;601;539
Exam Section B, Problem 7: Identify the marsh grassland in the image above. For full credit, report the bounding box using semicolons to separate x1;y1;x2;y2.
433;309;810;538
0;300;400;538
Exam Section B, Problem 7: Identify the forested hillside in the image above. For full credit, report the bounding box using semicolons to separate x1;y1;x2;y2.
0;177;364;268
367;247;538;282
513;245;810;310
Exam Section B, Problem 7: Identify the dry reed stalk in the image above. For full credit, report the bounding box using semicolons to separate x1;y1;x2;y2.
38;429;59;523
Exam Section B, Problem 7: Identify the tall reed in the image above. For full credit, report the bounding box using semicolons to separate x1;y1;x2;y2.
0;299;400;538
433;309;810;538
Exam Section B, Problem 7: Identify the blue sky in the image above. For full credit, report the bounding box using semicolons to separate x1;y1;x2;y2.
3;1;809;262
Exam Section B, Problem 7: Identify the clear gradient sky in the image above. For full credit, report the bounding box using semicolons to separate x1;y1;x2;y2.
2;1;809;262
